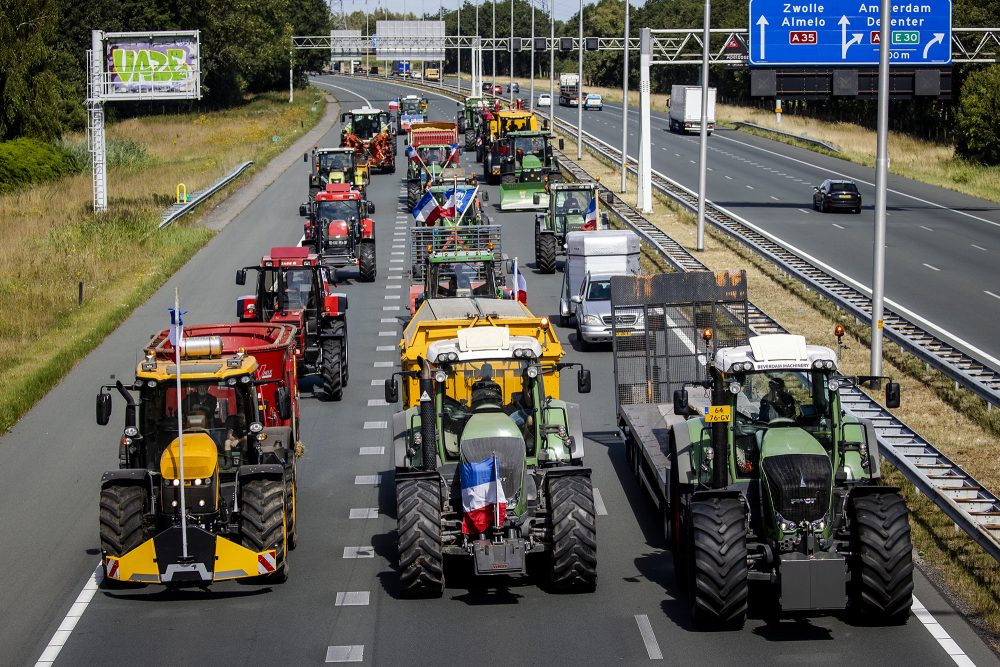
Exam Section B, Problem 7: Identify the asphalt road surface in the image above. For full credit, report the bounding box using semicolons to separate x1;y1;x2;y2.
1;75;996;666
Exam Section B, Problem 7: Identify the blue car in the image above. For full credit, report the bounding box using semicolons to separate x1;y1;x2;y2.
583;93;603;110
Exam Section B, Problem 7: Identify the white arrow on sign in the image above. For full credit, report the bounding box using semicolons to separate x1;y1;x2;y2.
756;15;769;60
839;15;864;59
923;32;945;59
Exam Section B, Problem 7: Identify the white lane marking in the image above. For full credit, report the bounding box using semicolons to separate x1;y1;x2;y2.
383;306;399;311
689;160;696;164
716;133;1000;230
325;645;364;662
298;234;306;246
920;225;935;232
363;421;387;429
367;399;388;407
391;251;404;255
724;175;733;180
912;596;976;667
746;185;754;190
798;208;813;215
634;614;664;660
832;223;845;229
359;446;385;455
674;153;680;157
335;591;371;606
971;244;987;252
770;195;780;201
985;291;1000;301
354;474;381;485
378;331;395;336
343;546;375;559
390;258;404;263
313;80;372;107
376;345;396;351
924;263;941;272
386;284;402;289
593;487;608;516
370;379;383;386
381;317;396;323
34;564;102;666
350;508;379;519
384;295;401;300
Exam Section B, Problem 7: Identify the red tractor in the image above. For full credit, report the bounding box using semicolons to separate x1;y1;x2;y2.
299;182;377;282
341;107;396;174
236;247;350;400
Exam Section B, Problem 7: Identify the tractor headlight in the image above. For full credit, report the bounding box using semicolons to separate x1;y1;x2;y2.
448;352;459;361
172;478;181;487
728;381;741;394
526;366;539;379
194;478;202;486
124;426;138;437
827;378;841;392
434;370;448;383
227;377;237;386
780;520;795;532
249;422;263;434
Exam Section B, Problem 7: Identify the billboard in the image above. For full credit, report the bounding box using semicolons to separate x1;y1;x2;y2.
376;21;445;61
330;29;364;60
97;31;201;100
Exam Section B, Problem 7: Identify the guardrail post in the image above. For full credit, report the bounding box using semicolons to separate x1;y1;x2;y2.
637;28;653;213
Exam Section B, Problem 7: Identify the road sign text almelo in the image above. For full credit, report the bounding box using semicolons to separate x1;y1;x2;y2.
749;0;952;66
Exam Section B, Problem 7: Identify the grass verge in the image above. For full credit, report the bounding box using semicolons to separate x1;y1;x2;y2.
558;131;1000;649
0;90;326;434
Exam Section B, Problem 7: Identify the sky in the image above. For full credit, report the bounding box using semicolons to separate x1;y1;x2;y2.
345;0;641;22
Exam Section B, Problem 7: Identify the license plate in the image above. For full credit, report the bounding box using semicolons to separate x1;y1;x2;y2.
614;330;633;337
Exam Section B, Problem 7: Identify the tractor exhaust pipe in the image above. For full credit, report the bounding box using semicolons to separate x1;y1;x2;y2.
419;360;437;472
710;369;728;489
115;380;137;431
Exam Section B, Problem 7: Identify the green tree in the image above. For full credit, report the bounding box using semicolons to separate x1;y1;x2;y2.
955;65;1000;164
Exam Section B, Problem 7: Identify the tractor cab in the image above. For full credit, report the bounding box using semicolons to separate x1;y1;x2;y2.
298;182;376;271
342;108;391;141
307;147;368;197
341;107;396;174
497;131;562;210
410;250;509;314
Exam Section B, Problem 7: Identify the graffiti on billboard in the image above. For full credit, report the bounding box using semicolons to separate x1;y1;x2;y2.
103;35;199;97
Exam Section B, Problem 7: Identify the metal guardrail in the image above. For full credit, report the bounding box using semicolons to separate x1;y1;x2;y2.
158;161;254;229
731;121;840;152
329;73;1000;560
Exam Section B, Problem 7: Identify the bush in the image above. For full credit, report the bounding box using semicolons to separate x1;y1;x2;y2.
0;138;83;192
955;65;1000;165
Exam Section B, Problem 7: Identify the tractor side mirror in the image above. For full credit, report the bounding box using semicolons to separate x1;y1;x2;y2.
577;368;592;394
673;389;689;416
275;386;292;421
542;119;550;130
482;191;489;202
384;377;399;403
559;138;565;150
601;212;609;227
299;204;308;217
367;201;375;214
341;113;348;123
533;193;541;206
885;382;901;409
303;153;308;162
236;269;247;286
96;392;112;426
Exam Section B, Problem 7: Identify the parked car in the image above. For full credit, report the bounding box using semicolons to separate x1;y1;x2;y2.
813;179;862;213
583;93;603;110
482;82;492;93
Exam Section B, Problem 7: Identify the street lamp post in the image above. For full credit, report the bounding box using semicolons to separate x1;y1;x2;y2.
548;0;554;128
492;0;496;89
529;0;535;111
510;0;515;103
576;0;583;159
458;2;462;93
871;0;892;381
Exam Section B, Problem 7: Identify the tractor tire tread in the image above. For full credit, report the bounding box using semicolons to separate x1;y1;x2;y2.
321;338;344;401
99;485;146;558
537;234;558;274
359;242;377;282
240;478;288;583
848;492;914;624
689;497;748;629
396;477;444;598
548;475;598;592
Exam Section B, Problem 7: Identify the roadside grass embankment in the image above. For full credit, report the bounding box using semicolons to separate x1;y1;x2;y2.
558;131;1000;648
467;73;1000;204
0;91;326;434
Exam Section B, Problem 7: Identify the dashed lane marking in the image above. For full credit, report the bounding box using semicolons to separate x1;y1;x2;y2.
920;225;935;232
376;345;396;351
381;317;397;323
923;263;941;272
985;291;1000;301
325;645;364;663
359;446;384;455
334;592;371;606
912;596;976;667
350;508;379;519
798;209;813;215
343;546;375;559
634;614;663;660
34;564;102;666
971;244;987;252
378;331;395;336
832;223;845;230
373;361;394;368
362;421;387;429
384;295;401;300
354;474;381;485
593;487;608;516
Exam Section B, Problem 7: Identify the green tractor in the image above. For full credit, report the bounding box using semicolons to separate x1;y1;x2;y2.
533;182;608;273
497;131;563;211
384;305;596;597
405;144;474;212
407;225;508;314
457;97;489;151
611;271;913;629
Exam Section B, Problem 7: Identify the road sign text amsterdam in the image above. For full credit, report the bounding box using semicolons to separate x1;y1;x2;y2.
748;0;952;66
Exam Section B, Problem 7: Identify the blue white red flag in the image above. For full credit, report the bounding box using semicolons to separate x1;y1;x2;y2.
512;257;528;305
405;146;420;162
460;454;507;534
412;190;442;225
583;196;598;231
168;307;187;346
443;187;477;218
447;143;460;165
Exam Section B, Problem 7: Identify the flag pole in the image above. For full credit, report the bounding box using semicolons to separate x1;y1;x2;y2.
173;288;189;560
493;453;501;528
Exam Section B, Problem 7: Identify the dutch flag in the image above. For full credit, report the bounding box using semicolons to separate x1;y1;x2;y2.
583;196;598;231
460;454;507;534
412;190;442;226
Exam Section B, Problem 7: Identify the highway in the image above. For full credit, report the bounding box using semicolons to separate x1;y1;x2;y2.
430;73;1000;371
0;75;995;666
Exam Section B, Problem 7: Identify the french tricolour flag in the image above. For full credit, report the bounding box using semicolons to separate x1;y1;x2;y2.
460;454;506;534
412;190;442;226
512;257;527;305
583;196;598;231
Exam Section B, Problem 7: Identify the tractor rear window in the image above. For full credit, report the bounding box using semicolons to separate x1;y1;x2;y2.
401;99;422;114
500;117;530;134
513;136;545;158
352;115;381;138
319;153;353;171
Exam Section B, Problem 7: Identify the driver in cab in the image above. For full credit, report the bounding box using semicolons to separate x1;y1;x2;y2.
759;376;797;421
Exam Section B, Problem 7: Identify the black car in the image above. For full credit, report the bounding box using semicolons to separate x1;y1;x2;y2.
813;179;862;213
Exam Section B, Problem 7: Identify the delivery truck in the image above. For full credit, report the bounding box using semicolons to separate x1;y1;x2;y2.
668;85;716;135
558;230;641;347
559;73;580;107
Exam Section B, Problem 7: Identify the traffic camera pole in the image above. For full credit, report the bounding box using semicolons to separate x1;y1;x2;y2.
620;0;630;193
696;0;711;251
576;0;583;159
871;0;891;382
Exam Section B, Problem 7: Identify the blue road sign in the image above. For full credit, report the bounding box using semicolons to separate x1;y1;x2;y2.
748;0;952;66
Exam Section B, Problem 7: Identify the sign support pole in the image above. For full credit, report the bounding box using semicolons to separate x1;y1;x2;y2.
637;28;652;213
696;0;711;251
871;0;891;382
576;0;584;159
549;0;555;129
620;0;630;193
88;30;108;213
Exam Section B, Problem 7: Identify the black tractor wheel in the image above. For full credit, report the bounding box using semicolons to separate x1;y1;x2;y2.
547;474;598;592
396;477;444;598
406;182;421;211
483;155;492;181
847;492;913;625
321;338;344;401
358;241;377;282
284;464;298;551
465;128;476;151
689;497;748;629
537;234;558;274
99;484;147;570
240;478;288;584
386;160;396;174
